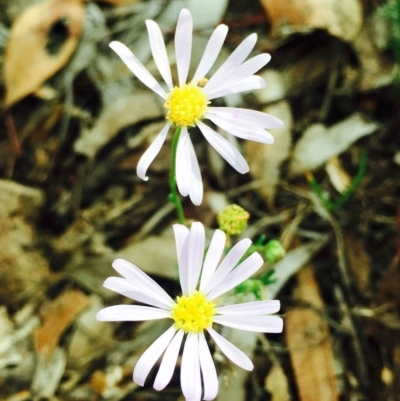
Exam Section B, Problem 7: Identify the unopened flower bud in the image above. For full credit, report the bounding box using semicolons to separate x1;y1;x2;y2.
264;239;285;264
217;204;250;235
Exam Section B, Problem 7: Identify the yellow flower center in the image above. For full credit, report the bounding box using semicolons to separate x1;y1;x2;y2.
171;291;216;333
164;83;209;127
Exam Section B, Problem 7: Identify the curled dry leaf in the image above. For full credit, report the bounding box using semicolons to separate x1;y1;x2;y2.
261;0;363;42
3;0;85;107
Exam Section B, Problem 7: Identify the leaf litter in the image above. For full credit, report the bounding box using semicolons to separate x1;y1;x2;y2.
0;0;400;400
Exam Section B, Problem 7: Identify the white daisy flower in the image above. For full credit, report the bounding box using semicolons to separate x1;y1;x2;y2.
110;8;283;205
96;221;283;401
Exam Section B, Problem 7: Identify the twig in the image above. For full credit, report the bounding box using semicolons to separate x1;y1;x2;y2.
4;110;22;178
334;285;368;393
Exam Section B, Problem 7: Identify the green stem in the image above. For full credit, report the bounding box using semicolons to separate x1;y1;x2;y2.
169;126;186;225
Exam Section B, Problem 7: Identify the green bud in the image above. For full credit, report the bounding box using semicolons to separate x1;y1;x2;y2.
264;239;286;264
217;204;250;235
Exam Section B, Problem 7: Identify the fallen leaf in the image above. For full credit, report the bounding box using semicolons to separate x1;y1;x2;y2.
256;44;334;102
35;289;90;359
31;348;67;399
73;91;162;159
216;327;258;401
265;363;290;401
267;238;328;299
0;306;13;355
0;179;48;306
289;114;378;176
4;0;85;107
95;0;139;5
344;233;371;294
255;70;286;103
118;227;180;280
245;100;292;207
67;295;114;370
285;265;339;401
261;0;363;42
326;157;352;194
352;13;395;91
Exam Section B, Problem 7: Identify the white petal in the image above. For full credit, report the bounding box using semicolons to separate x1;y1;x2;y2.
96;305;170;321
204;33;257;93
103;277;172;310
153;329;184;390
187;222;205;294
146;20;173;89
133;325;176;386
137;122;171;180
175;9;193;86
199;229;226;291
176;127;191;197
192;24;228;82
197;122;249;174
207;54;271;95
198;333;218;400
112;259;175;307
181;332;201;401
173;224;190;294
207;252;263;300
204;238;251;294
207;115;274;144
109;41;167;99
207;327;253;371
214;315;283;333
216;300;280;315
207;76;265;100
207;107;284;129
187;136;203;206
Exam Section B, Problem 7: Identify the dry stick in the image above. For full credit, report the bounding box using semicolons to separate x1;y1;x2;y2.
319;43;341;122
334;285;368;397
328;213;368;391
4;110;22;178
282;183;369;390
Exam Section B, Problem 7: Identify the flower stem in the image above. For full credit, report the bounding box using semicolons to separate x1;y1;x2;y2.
169;126;186;225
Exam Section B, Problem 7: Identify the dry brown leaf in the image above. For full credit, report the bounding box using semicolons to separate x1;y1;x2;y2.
245;100;292;208
265;363;290;401
344;233;371;294
261;0;363;42
326;157;352;194
285;265;339;401
3;0;85;107
35;289;90;359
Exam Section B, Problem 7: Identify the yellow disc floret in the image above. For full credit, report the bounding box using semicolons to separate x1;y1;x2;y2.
171;290;216;333
164;83;209;127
